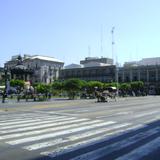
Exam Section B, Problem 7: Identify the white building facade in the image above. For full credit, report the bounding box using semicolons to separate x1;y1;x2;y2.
5;55;64;84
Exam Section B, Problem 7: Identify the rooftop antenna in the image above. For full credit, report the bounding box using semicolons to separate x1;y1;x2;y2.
111;27;115;63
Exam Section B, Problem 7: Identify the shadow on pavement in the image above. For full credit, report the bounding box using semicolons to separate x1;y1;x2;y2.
28;120;160;160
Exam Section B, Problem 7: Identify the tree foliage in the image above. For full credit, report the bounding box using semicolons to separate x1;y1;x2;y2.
86;81;103;93
130;81;144;91
10;79;25;88
52;81;64;90
119;83;131;90
63;79;83;99
36;83;51;94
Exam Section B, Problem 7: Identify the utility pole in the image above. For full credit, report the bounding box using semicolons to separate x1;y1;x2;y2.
111;27;115;63
111;27;119;96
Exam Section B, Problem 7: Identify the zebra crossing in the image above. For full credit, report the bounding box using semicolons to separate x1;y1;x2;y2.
0;111;160;160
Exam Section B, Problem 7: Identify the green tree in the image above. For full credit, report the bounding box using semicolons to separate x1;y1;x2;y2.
119;83;131;91
63;78;83;99
103;82;119;89
36;83;51;94
52;81;64;90
87;81;103;94
52;81;64;96
10;79;25;88
130;81;144;91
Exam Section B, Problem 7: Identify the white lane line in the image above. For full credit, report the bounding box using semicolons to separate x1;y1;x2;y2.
0;118;89;134
7;121;115;145
116;136;160;160
134;111;159;118
40;111;79;116
0;113;52;121
41;124;142;158
0;117;45;123
0;116;74;130
116;111;133;115
23;123;130;151
143;117;160;124
0;118;88;139
76;110;89;113
96;112;133;119
69;127;160;160
0;115;66;126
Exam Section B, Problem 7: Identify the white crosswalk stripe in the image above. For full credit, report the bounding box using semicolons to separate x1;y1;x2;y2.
6;120;115;145
23;123;130;151
0;111;160;160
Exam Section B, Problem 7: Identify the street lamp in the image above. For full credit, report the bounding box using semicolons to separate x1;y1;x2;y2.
2;67;10;103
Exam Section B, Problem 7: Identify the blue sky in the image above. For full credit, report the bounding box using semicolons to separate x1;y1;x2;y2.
0;0;160;66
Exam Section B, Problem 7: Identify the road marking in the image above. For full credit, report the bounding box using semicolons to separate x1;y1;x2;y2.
116;111;133;115
0;115;65;125
134;111;159;118
76;110;89;113
0;119;89;139
23;123;130;151
0;116;75;130
0;118;88;134
0;113;50;121
7;120;115;145
41;125;141;158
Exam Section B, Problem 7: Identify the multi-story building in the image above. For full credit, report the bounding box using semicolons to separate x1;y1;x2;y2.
118;65;160;94
59;57;115;82
60;65;116;82
5;54;64;84
80;57;113;66
124;57;160;67
121;57;160;85
60;56;160;94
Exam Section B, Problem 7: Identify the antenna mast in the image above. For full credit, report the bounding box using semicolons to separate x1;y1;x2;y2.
111;27;115;63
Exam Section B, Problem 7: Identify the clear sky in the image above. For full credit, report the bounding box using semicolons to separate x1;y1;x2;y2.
0;0;160;67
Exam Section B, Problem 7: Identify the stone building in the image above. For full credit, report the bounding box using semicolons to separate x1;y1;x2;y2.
59;57;115;82
5;54;64;84
121;57;160;86
60;65;116;82
80;57;113;66
59;56;160;94
118;65;160;94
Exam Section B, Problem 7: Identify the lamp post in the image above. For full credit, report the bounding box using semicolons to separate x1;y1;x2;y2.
2;67;10;103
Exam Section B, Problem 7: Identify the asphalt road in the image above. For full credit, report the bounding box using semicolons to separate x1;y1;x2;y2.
0;96;160;160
